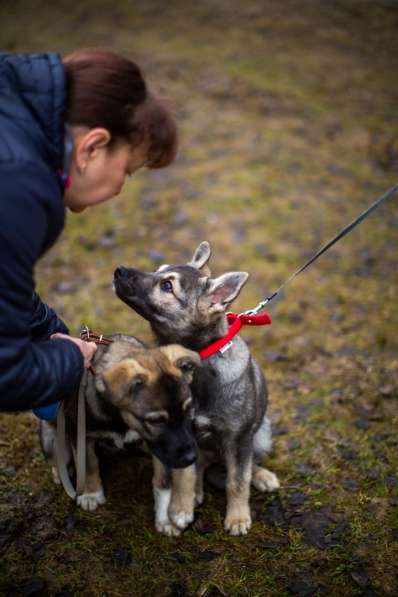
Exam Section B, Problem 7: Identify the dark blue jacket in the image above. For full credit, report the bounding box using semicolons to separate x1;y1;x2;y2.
0;53;84;412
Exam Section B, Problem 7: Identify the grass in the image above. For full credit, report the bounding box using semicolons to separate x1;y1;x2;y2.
1;1;398;595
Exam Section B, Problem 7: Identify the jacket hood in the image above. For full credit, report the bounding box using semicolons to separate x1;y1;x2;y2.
0;52;66;171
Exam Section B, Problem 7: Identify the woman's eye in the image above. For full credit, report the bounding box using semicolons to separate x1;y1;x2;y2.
160;279;173;293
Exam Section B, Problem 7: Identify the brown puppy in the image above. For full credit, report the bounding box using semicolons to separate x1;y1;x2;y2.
40;335;200;535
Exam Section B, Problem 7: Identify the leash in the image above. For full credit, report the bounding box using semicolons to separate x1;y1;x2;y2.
241;183;398;315
56;369;88;499
200;183;398;358
55;328;114;501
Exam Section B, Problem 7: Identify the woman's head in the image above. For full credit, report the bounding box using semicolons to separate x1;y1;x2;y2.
62;49;177;212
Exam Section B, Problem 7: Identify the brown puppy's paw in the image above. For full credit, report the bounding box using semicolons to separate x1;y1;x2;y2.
77;489;106;512
155;519;181;537
169;509;194;530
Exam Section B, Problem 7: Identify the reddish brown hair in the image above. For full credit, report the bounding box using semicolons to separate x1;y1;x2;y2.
62;48;177;168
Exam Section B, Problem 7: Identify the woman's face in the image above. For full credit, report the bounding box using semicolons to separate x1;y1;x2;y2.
64;127;147;213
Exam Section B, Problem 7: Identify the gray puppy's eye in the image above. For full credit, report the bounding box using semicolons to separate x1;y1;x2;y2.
160;279;173;293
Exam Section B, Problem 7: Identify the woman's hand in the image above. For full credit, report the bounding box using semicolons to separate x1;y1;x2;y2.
50;333;97;368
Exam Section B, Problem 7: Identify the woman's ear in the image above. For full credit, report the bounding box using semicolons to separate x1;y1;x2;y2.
72;127;111;173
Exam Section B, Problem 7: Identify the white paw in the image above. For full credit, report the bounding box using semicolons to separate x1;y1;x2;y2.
224;512;252;536
169;510;194;530
77;489;106;511
252;468;280;492
155;519;181;537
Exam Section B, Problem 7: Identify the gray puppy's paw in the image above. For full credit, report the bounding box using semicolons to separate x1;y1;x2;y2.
252;467;280;492
224;513;252;536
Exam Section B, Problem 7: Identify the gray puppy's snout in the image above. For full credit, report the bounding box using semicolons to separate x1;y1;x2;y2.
114;266;130;279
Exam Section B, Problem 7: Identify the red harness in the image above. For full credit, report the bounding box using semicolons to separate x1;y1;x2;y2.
199;312;272;360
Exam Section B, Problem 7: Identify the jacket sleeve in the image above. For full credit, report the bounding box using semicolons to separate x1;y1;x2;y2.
0;162;84;412
30;291;69;340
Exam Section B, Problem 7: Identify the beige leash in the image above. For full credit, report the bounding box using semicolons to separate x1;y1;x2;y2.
55;328;114;501
55;369;88;499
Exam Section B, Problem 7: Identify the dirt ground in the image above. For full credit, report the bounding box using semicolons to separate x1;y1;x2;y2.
1;1;398;595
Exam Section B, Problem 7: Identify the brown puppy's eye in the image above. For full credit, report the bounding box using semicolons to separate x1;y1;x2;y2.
146;417;165;427
177;359;195;373
160;279;173;293
130;376;145;394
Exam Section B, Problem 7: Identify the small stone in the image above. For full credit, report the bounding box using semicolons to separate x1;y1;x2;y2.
379;384;394;398
31;543;46;561
350;568;370;588
272;424;289;436
295;463;316;477
342;478;359;491
261;496;288;529
19;577;47;596
354;419;370;430
196;549;219;561
192;516;216;535
264;351;290;362
51;280;80;294
287;492;310;508
54;587;74;597
232;224;247;241
384;476;398;490
337;445;357;461
111;546;133;568
0;518;21;548
287;575;317;596
97;229;117;248
148;249;165;264
64;516;77;533
256;536;289;549
174;210;188;226
287;439;301;451
168;582;188;597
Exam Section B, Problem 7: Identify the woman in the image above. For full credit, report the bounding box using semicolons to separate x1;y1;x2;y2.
0;48;177;416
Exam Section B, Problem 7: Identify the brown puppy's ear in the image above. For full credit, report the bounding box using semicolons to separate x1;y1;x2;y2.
187;241;211;276
160;345;201;382
205;271;249;313
100;359;146;401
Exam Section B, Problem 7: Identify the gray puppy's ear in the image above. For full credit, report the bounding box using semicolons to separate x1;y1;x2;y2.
187;241;211;274
206;272;249;310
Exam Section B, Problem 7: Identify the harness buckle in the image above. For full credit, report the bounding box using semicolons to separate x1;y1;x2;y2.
218;340;234;355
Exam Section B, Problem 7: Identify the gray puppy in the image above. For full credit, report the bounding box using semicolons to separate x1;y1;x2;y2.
40;335;200;535
114;242;279;535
